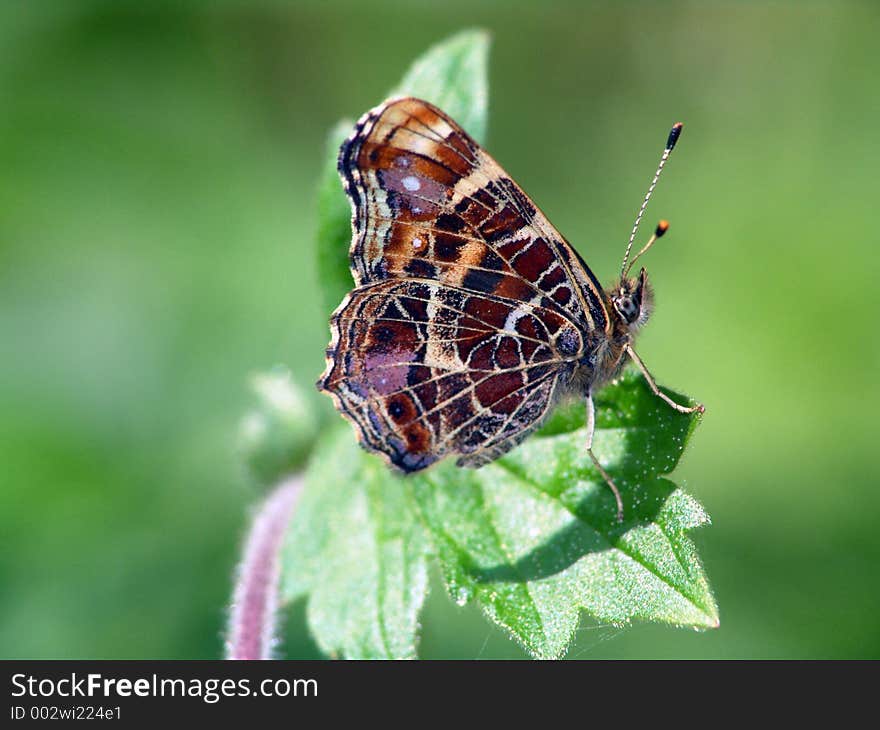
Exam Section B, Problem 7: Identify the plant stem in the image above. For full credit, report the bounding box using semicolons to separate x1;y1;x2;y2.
225;476;302;660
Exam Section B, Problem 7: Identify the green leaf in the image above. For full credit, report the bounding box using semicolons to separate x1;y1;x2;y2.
408;370;717;659
314;28;490;317
282;428;430;659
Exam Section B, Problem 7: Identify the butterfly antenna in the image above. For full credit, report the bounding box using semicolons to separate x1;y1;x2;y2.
626;220;670;276
620;122;683;278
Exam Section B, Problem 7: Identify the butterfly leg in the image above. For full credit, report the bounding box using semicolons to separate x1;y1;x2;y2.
586;392;624;523
625;345;705;415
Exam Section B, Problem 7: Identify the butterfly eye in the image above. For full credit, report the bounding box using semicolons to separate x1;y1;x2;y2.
614;296;639;324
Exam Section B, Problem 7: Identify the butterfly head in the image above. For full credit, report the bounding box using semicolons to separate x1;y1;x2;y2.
613;216;668;331
610;267;653;331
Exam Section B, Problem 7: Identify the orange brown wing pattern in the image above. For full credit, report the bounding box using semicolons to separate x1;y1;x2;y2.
338;97;610;333
320;279;580;472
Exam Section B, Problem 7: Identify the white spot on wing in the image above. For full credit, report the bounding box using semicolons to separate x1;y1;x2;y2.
402;175;421;192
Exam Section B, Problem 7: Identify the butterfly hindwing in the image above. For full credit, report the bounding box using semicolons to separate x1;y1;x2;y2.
320;279;579;472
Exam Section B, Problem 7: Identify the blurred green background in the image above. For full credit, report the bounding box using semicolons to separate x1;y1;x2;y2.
2;0;878;659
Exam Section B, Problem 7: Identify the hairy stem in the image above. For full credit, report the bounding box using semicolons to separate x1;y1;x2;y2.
226;476;302;660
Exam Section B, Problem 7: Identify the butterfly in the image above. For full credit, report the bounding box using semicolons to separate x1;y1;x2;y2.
318;96;703;520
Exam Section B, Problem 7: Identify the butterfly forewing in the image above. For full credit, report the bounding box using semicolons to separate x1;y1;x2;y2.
339;97;609;333
321;97;610;473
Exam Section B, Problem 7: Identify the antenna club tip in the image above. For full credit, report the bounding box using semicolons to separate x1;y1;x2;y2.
666;122;684;150
656;220;670;237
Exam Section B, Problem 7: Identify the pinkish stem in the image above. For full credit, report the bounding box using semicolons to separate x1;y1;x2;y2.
226;476;303;660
